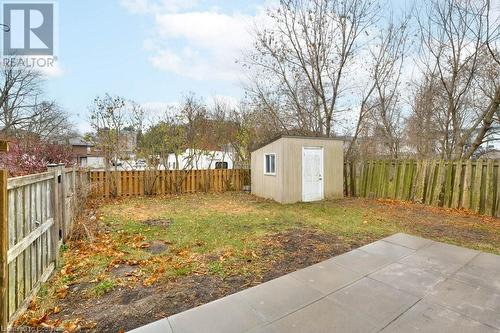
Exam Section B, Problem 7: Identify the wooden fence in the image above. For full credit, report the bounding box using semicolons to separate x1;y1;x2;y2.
0;165;84;329
344;159;500;216
89;169;250;198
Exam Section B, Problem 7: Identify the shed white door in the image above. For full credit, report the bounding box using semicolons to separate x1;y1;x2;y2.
302;147;324;202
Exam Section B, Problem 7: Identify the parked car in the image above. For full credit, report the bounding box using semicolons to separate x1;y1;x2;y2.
135;159;147;168
215;161;228;169
111;159;123;167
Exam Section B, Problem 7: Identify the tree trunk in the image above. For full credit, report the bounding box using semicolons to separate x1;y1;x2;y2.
463;88;500;159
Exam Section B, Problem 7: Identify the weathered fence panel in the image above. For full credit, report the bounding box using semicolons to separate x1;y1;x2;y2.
89;169;250;198
0;165;82;328
0;169;8;331
344;159;500;217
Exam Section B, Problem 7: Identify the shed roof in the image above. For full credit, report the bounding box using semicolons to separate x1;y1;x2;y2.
251;134;344;152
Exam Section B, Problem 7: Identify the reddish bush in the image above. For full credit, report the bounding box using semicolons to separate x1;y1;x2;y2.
0;138;74;177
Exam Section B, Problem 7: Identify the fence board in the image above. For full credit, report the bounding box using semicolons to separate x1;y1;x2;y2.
451;161;462;208
472;161;483;212
414;160;425;202
0;169;8;331
485;160;494;215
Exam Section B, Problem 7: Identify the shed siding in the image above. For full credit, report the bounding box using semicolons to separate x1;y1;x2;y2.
251;136;343;204
281;137;344;203
250;139;284;202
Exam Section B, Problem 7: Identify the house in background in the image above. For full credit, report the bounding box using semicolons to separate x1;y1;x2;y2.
473;146;500;159
166;148;234;170
93;128;138;161
68;137;105;168
251;135;344;204
68;137;93;167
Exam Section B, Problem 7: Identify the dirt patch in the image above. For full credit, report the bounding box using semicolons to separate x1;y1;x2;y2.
68;282;93;294
259;228;359;281
200;193;261;214
110;264;138;278
147;240;168;254
143;218;173;228
118;204;160;222
49;275;254;333
346;198;500;249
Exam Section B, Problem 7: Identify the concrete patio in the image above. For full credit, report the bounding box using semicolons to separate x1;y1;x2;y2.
129;233;500;333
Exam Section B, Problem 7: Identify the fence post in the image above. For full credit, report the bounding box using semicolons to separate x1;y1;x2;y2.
71;167;77;232
60;165;68;241
47;164;61;267
0;141;8;331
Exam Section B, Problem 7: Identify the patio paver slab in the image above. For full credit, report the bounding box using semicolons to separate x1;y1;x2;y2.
128;319;173;333
398;250;471;276
368;262;446;297
381;301;499;333
236;274;324;321
167;293;265;333
253;297;379;333
453;252;500;292
328;249;394;275
327;277;419;327
289;260;362;294
382;233;434;250
417;241;479;265
358;240;415;260
424;278;500;329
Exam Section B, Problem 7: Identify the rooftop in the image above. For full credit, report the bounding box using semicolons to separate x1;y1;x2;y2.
68;137;93;147
251;134;344;152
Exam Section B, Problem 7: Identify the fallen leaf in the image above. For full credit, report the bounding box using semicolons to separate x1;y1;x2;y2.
57;286;69;299
28;313;48;326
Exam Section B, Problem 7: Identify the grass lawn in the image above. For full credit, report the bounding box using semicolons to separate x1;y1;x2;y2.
16;192;500;332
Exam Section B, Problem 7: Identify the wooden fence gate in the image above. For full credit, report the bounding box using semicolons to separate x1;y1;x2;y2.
0;165;81;330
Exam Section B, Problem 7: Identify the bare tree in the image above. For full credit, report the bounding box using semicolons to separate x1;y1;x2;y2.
366;18;410;158
245;0;381;136
406;74;443;158
0;64;73;142
346;15;411;159
485;0;500;65
344;86;377;160
0;65;43;136
462;50;500;158
137;107;185;194
227;104;255;167
25;101;73;140
88;94;141;196
417;0;499;159
138;94;210;176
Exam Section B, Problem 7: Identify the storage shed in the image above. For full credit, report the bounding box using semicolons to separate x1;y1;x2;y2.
251;135;344;204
